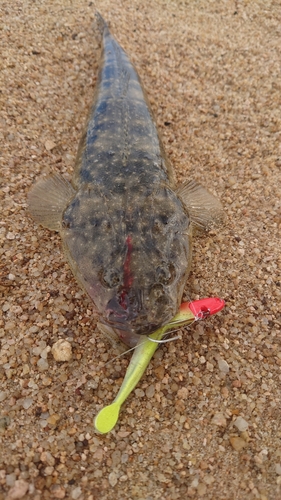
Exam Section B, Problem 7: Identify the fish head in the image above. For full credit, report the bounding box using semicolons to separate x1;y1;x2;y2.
62;186;191;344
101;190;192;340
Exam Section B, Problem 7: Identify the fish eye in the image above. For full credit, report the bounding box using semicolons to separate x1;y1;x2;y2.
149;284;164;300
100;219;112;231
152;219;162;234
156;263;176;285
100;268;121;288
152;214;171;234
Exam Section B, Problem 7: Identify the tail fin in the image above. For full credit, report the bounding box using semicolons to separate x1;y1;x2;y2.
95;11;110;36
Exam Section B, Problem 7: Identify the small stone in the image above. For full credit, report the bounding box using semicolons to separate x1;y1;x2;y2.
0;391;8;402
44;139;56;151
51;339;72;362
206;361;214;372
50;484;66;499
0;416;10;431
234;416;249;432
230;436;247;451
177;387;189;399
37;358;49;371
6;232;15;240
197;483;207;496
218;359;230;373
43;466;54;476
135;388;144;397
6;473;16;487
240;431;250;442
232;379;242;388
145;384;155;398
47;414;60;426
6;479;29;499
211;413;227;427
71;486;82;499
192;375;201;386
22;398;33;410
40;346;51;360
154;365;165;380
276;463;281;475
40;451;55;466
221;386;229;398
108;471;118;487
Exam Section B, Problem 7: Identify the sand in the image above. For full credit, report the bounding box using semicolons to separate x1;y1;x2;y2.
0;0;281;499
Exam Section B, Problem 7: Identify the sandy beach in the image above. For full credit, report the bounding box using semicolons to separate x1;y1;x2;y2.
1;1;281;498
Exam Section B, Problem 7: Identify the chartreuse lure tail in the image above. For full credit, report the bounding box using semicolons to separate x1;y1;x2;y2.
94;298;224;434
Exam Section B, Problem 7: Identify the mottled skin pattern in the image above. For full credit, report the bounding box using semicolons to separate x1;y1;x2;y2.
60;20;191;341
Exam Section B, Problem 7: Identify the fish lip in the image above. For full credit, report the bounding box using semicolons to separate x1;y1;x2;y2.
100;315;170;336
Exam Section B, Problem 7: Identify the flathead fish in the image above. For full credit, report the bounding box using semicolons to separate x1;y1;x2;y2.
28;15;223;347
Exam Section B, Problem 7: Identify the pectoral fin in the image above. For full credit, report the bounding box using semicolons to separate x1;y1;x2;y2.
176;180;224;231
28;173;75;231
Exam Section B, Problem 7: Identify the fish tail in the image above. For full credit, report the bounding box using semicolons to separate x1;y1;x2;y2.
95;11;110;36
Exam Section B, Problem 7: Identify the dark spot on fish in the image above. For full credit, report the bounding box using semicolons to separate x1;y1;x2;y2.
149;283;165;300
156;262;176;285
100;268;121;288
100;219;112;231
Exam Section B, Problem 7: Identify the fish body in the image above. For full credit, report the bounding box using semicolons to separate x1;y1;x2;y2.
28;15;223;346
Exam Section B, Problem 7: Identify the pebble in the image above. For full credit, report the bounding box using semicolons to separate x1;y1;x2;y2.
197;483;207;496
51;339;72;361
37;358;49;371
40;451;55;466
44;139;56;151
6;473;16;487
275;464;281;475
0;391;8;402
145;384;155;398
6;479;29;499
0;416;10;431
71;486;82;499
6;232;15;240
234;416;249;432
22;398;33;410
44;466;54;476
229;437;247;451
211;413;227;427
47;414;60;426
108;471;118;487
50;485;66;498
218;359;230;373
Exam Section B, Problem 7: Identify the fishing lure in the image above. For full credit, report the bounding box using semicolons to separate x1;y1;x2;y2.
94;297;225;433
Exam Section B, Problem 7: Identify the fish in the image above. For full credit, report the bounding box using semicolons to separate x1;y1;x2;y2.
28;14;224;348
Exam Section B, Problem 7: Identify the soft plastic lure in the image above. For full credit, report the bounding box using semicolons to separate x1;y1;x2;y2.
94;297;225;433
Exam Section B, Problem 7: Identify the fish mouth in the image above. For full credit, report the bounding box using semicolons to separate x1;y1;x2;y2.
105;318;160;336
103;292;176;337
103;305;174;337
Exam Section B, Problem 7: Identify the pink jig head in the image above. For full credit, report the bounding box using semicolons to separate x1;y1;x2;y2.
168;297;225;328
